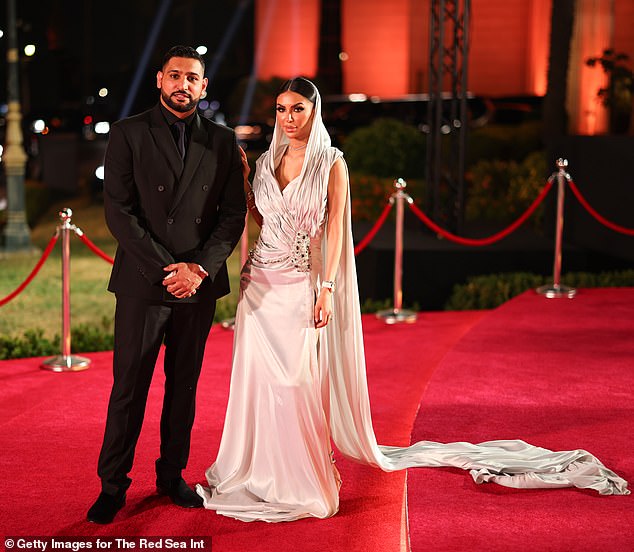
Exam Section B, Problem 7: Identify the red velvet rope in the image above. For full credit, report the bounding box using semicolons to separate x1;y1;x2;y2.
408;179;554;246
354;202;393;255
567;179;634;236
0;233;59;307
77;232;115;264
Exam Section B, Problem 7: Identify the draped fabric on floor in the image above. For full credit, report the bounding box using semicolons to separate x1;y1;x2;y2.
407;288;634;552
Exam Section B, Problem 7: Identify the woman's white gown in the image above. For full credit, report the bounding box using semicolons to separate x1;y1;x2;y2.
196;94;629;523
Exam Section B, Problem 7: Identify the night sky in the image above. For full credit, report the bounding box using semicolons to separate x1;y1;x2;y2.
0;0;255;125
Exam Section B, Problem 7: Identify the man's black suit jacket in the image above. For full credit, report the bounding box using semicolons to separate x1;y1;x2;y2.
103;104;246;304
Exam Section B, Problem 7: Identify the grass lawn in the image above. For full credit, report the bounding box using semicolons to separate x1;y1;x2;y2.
1;193;249;340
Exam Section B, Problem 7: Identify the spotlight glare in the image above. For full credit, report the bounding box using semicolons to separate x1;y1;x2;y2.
348;94;367;103
98;88;108;98
24;44;36;56
94;121;110;134
32;119;46;133
95;166;105;180
338;51;349;61
196;45;208;55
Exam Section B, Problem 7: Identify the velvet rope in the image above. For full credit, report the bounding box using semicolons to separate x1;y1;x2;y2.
567;179;634;236
76;232;115;264
0;233;59;307
408;179;554;247
354;202;393;256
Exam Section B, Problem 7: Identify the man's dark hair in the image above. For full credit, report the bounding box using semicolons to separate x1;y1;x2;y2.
278;77;318;104
162;45;205;73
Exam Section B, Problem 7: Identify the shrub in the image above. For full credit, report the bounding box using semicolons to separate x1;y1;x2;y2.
350;174;389;222
343;118;426;178
0;319;116;360
71;317;115;353
467;121;543;166
465;151;548;226
349;174;425;222
360;297;420;314
0;296;243;359
445;269;634;310
0;329;59;360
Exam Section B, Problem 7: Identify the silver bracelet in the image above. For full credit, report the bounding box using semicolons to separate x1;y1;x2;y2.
321;280;335;292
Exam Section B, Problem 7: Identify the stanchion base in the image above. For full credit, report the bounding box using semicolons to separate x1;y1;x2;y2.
376;309;418;324
536;284;577;299
41;355;91;372
220;317;235;330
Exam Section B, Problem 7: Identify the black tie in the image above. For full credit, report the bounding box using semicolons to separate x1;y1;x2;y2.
174;121;186;160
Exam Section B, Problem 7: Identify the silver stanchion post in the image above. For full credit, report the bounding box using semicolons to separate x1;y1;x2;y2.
537;159;576;299
41;208;91;371
377;178;417;324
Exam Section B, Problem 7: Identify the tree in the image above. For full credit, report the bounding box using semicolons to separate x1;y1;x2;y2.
586;49;634;134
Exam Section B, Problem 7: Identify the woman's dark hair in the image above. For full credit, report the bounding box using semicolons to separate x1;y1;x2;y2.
162;45;205;72
277;77;318;104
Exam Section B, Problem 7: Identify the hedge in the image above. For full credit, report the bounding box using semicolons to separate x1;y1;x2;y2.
445;269;634;310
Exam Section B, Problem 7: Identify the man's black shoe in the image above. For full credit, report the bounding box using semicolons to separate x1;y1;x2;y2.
156;477;203;508
87;491;126;524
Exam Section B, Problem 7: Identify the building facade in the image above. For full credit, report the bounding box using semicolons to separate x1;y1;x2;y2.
255;0;634;134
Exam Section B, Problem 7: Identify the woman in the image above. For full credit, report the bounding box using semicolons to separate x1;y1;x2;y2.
196;78;628;523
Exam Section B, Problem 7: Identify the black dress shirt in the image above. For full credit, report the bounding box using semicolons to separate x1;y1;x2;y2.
160;103;197;157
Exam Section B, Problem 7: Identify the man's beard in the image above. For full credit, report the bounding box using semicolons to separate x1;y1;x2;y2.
161;90;199;113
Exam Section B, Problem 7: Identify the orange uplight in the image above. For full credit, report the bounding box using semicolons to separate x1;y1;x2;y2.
255;0;319;80
342;0;410;96
578;63;609;136
528;0;551;96
569;0;612;135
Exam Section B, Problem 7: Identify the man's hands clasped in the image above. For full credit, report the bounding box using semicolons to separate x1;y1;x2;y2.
162;262;206;298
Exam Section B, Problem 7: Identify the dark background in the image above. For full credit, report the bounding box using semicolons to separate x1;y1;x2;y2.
0;0;255;127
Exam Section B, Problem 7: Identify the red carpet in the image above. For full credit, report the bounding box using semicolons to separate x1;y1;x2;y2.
0;311;481;552
407;289;634;552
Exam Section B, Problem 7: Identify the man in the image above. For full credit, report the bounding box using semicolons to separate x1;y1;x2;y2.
87;45;246;524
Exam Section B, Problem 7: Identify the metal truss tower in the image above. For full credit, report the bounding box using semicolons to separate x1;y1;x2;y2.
426;0;470;232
